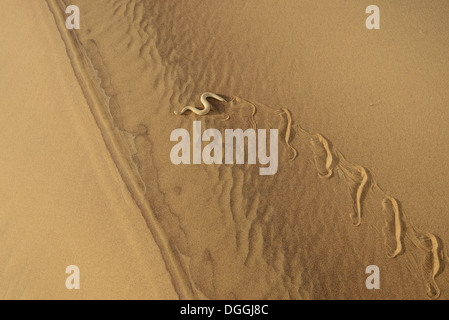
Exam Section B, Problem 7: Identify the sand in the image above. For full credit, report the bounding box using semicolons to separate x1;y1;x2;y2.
0;0;176;299
1;0;449;299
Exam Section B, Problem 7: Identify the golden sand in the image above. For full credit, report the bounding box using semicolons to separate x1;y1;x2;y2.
0;0;176;299
1;0;449;299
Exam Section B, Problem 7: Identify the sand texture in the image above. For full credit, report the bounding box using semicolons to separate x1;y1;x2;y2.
1;0;449;299
0;0;176;299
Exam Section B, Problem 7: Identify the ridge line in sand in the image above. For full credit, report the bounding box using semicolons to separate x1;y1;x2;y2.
45;0;194;300
45;0;448;299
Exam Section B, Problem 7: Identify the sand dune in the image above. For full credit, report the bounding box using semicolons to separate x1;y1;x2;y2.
0;0;176;299
1;0;449;299
47;0;449;299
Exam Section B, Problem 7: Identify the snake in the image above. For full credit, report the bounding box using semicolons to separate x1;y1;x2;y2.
174;92;225;116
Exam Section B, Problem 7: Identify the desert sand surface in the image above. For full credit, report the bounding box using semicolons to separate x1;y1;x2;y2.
1;0;449;300
0;0;176;299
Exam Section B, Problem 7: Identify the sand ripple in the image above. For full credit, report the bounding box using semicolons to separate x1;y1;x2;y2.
46;0;449;299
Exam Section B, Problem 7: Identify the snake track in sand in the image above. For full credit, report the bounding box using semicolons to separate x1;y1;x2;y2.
174;92;225;116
